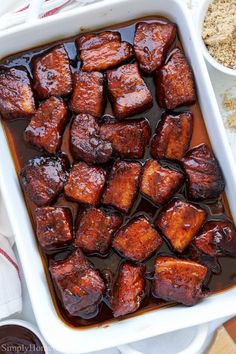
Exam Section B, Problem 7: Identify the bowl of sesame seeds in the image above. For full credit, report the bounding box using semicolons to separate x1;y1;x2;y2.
196;0;236;76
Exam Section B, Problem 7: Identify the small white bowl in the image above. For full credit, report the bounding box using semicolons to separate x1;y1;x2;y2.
195;0;236;76
0;319;49;354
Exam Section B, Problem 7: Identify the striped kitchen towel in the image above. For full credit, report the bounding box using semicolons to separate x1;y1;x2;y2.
0;195;22;319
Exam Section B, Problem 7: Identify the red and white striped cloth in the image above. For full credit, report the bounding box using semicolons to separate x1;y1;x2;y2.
0;195;22;319
0;0;103;31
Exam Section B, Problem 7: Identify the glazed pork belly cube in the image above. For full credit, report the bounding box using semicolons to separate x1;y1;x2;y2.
192;226;223;257
107;63;153;119
20;154;68;206
151;112;193;160
112;262;145;317
70;114;112;164
156;49;196;109
24;96;69;154
140;160;184;205
69;71;105;117
33;45;72;99
35;207;73;250
49;249;105;316
112;216;162;262
152;257;208;306
193;219;236;257
102;160;141;213
77;31;121;50
77;31;133;72
134;21;176;74
182;144;225;201
0;67;35;120
204;220;236;256
155;199;206;253
64;162;106;205
100;119;150;159
75;207;122;254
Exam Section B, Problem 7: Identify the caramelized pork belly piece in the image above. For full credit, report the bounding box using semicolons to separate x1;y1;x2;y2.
182;144;225;201
100;119;150;159
69;71;105;117
102;160;141;213
193;227;221;257
112;262;145;317
140;160;184;205
0;67;35;119
151;112;193;160
75;207;122;254
20;154;68;206
49;249;105;316
35;207;73;250
204;220;236;256
64;162;106;205
70;114;112;164
77;31;121;50
156;199;206;252
107;63;153;119
152;257;208;306
112;217;162;262
193;220;236;257
24;96;68;154
156;49;196;109
79;42;133;72
134;22;176;74
77;31;133;72
33;45;72;99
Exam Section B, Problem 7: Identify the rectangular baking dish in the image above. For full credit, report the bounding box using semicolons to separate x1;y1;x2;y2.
1;0;236;353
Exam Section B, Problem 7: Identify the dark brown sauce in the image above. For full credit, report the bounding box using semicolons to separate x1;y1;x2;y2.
1;17;236;329
0;325;45;353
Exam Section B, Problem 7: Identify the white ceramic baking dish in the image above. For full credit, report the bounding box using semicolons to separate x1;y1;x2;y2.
1;0;236;353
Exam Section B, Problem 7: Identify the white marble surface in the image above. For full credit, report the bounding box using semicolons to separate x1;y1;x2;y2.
1;0;236;353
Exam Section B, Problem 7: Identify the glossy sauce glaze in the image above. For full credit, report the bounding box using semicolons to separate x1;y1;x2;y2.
0;325;45;353
2;18;236;328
